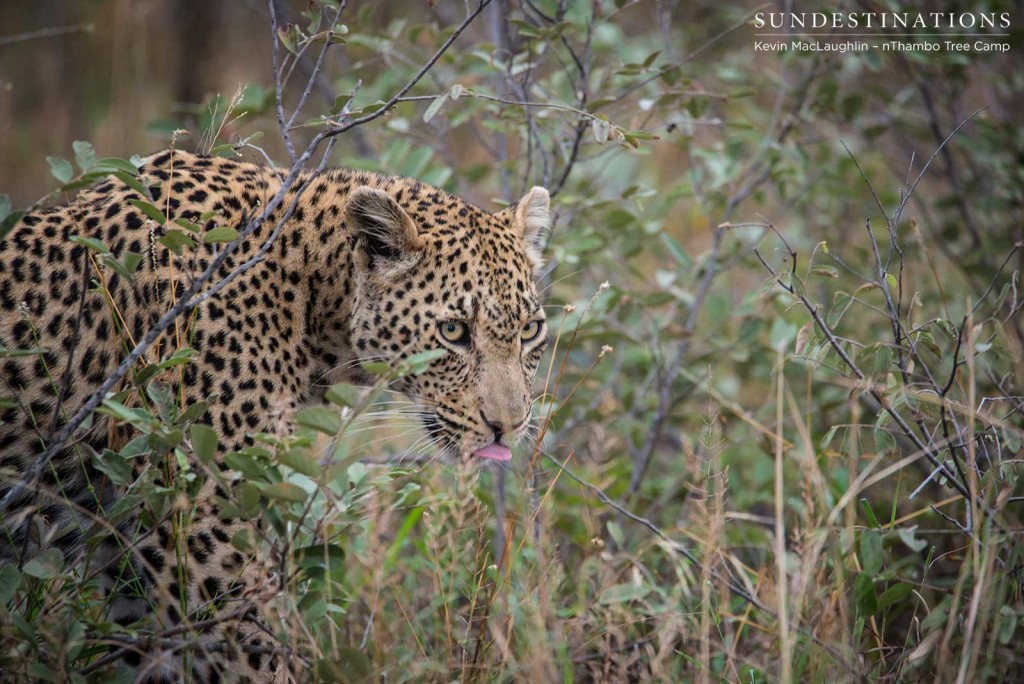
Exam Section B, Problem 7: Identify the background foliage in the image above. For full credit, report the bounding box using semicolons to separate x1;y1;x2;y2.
1;0;1023;681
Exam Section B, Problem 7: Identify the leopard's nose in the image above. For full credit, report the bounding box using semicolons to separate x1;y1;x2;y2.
480;410;529;440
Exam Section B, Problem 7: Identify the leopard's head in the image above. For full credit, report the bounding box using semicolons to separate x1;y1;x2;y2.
346;182;549;463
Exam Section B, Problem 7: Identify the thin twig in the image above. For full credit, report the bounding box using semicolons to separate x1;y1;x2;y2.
269;0;297;162
0;23;93;47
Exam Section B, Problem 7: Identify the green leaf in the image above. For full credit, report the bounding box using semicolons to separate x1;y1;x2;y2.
403;347;447;374
324;383;361;408
660;232;692;268
810;266;838;278
279;449;320;477
148;376;175;406
0;195;21;237
191;425;218;464
298;593;327;622
224;452;269;481
347;462;367;486
660;66;682;86
819;425;841;450
921;597;950;631
769;318;797;348
873;345;894;374
915;330;941;358
47;156;74;184
277;25;299;53
0;565;21;605
113;170;151;197
231;528;258;553
827;292;854;328
27;664;58;683
180;400;210;424
97;399;159;431
159;229;197;255
606;521;624;548
158;348;197;369
22;549;64;580
262;482;309;504
99;253;137;279
998;605;1018;644
360;361;390;376
72;140;97;171
295;406;342;435
119;251;143;276
203;226;239;244
70;235;110;255
605;208;636;231
588;97;618;112
859;530;883;575
643;50;662;67
860;498;880;528
95;157;141;174
64;620;87;662
94;449;134;486
128;199;166;225
120;435;151;458
133;364;161;387
853;573;877;617
295;543;346;570
234;482;262;516
877;582;912;612
422;95;447;123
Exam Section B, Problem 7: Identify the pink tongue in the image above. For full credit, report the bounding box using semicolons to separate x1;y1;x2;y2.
473;443;512;462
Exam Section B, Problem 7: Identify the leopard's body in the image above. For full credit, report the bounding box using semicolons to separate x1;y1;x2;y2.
0;150;550;682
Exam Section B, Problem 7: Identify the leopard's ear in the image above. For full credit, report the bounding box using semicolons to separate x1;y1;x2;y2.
345;187;424;274
510;186;550;276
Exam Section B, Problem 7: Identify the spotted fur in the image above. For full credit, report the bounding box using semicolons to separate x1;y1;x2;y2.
0;150;549;682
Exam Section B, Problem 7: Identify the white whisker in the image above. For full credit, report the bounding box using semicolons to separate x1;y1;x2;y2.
538;268;582;296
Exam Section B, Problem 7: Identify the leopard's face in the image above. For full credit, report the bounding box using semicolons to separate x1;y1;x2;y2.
346;185;550;463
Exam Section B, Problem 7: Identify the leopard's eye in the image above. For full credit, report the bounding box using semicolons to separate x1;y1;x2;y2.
520;320;545;343
439;320;470;345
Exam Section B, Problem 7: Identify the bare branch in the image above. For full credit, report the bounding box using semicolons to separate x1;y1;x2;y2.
0;23;93;47
268;0;297;163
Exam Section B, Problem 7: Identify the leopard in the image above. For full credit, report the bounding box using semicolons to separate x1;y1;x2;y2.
0;149;551;682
